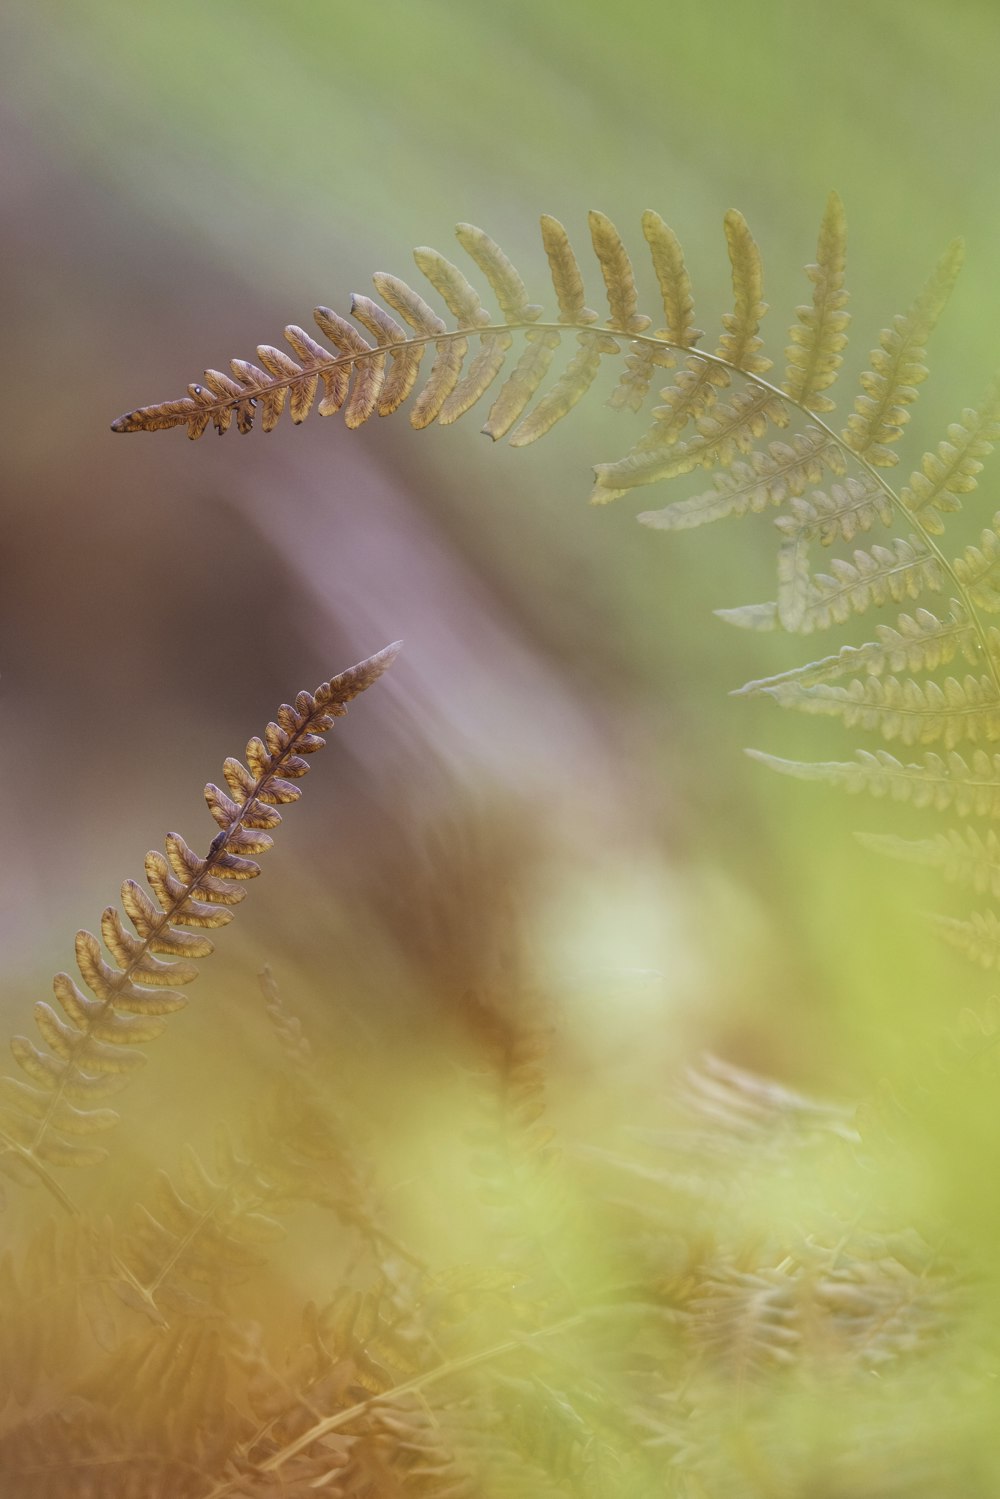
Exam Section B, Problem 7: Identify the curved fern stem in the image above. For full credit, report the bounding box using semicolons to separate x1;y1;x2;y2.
616;332;1000;701
113;305;998;699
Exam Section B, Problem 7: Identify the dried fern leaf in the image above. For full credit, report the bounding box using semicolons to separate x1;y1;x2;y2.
371;271;452;416
370;271;446;338
757;672;1000;748
783;190;849;413
716;600;780;631
746;746;1000;818
122;1144;281;1310
856;825;1000;897
313;305;383;427
842;239;964;466
412;338;468;429
726;537;947;637
349;294;423;416
0;644;399;1194
0;1217;121;1410
608;337;677;414
900;385;1000;534
413;244;491;329
608;208;697;413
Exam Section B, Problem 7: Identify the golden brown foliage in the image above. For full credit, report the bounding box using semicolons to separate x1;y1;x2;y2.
0;644;400;1207
110;196;1000;964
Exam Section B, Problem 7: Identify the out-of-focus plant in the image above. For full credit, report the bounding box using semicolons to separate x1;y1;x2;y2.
2;199;998;1494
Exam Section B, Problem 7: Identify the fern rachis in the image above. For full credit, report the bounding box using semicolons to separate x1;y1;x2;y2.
0;644;400;1213
110;197;1000;967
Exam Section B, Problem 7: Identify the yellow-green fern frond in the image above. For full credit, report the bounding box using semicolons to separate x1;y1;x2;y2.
856;825;1000;898
783;190;850;414
842;240;964;466
757;673;1000;748
900;385;1000;534
930;908;1000;968
639;430;844;530
736;603;982;693
745;748;1000;819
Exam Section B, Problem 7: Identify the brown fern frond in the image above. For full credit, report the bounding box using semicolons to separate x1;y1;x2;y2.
0;1216;122;1412
0;645;400;1203
119;1139;285;1316
120;1014;403;1317
109;205;802;491
76;1316;245;1467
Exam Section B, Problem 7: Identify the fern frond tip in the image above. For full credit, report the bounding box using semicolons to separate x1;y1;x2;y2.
322;640;402;706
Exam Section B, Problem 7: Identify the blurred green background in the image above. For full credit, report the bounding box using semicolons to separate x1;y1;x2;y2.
1;0;999;1235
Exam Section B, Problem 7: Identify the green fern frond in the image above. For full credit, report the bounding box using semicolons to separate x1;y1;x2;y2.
737;602;982;693
757;672;1000;748
782;190;850;413
900;385;1000;534
929;908;1000;968
841;239;964;467
638;429;844;530
744;748;1000;818
774;477;893;547
856;825;1000;897
732;537;946;638
952;516;1000;610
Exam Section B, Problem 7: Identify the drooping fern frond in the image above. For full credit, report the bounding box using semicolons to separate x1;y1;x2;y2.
0;644;400;1209
110;198;823;481
112;198;1000;964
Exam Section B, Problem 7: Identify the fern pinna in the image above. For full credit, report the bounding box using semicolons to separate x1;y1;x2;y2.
113;196;1000;967
0;644;400;1212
